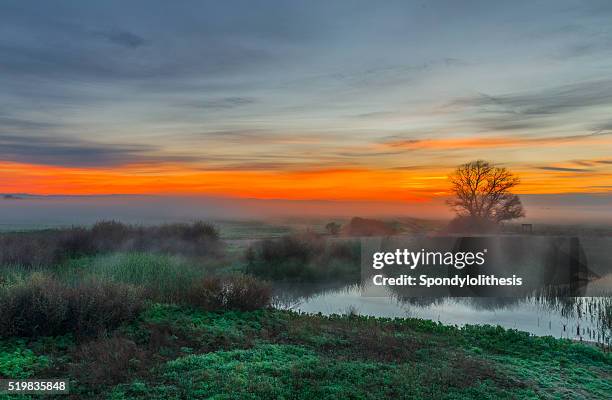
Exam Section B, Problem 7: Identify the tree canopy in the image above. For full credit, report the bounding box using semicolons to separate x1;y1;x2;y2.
447;160;525;224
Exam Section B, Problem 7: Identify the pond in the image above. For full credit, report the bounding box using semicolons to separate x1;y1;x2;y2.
273;282;612;346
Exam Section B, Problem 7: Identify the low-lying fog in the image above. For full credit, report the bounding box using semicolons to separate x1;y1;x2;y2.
1;194;611;229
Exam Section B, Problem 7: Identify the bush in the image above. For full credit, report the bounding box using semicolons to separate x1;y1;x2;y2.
182;274;271;311
246;234;360;282
90;221;130;252
0;220;220;267
0;232;63;267
182;276;224;310
0;274;144;338
222;275;272;311
69;336;147;385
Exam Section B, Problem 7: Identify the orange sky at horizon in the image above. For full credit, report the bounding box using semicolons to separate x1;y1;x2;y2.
2;159;611;202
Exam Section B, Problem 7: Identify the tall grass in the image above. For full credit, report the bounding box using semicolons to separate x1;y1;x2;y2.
83;253;271;310
84;253;206;303
0;256;271;339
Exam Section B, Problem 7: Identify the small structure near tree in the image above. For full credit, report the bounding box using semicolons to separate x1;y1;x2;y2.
325;222;341;236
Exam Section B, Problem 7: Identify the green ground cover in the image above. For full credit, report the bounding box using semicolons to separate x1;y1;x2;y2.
1;304;610;399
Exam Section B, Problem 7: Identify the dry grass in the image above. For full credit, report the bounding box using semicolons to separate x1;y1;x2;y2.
0;274;144;338
182;275;271;311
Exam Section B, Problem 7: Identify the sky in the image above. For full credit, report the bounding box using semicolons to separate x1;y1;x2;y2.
1;0;612;204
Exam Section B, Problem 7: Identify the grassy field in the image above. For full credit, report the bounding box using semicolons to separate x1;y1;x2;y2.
0;221;611;399
1;304;610;399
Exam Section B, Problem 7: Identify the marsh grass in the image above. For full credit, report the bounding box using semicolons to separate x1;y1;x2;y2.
82;253;206;303
1;249;271;324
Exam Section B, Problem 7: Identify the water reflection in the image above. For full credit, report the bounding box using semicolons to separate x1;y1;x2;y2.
273;282;611;346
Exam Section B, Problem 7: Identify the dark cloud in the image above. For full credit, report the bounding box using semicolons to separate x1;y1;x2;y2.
194;161;340;172
333;150;407;158
537;166;593;173
592;121;612;134
458;80;612;116
451;80;612;133
0;134;196;167
466;117;551;132
0;116;59;131
353;111;395;119
96;30;147;48
388;165;432;170
0;40;271;82
180;97;256;109
573;160;595;167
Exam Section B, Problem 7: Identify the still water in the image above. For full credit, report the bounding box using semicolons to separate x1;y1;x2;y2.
274;282;612;345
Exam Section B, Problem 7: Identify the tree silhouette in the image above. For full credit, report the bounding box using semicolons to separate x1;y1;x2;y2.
447;160;525;224
325;222;341;236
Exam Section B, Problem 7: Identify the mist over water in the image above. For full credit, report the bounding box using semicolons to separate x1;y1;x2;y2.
1;193;611;344
1;193;612;230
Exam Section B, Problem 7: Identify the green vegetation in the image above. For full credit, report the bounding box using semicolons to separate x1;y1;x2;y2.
71;252;209;303
0;340;50;379
1;221;610;399
0;305;609;399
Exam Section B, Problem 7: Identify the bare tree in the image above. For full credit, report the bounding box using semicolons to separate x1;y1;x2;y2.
448;160;525;224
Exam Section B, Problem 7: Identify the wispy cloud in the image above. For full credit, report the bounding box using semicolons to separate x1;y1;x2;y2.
450;80;612;134
0;134;195;167
95;29;148;48
380;132;612;151
537;166;593;173
180;97;256;109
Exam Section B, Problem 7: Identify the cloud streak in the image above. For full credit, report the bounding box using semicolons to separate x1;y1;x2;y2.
380;132;612;151
96;30;148;48
0;134;195;167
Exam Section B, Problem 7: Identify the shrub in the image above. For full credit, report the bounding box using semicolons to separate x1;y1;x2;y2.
446;216;500;234
182;274;271;311
0;274;144;338
69;279;145;337
182;277;224;311
342;217;397;236
246;234;360;282
69;336;147;385
0;220;220;267
222;274;272;311
0;232;63;267
91;221;130;252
